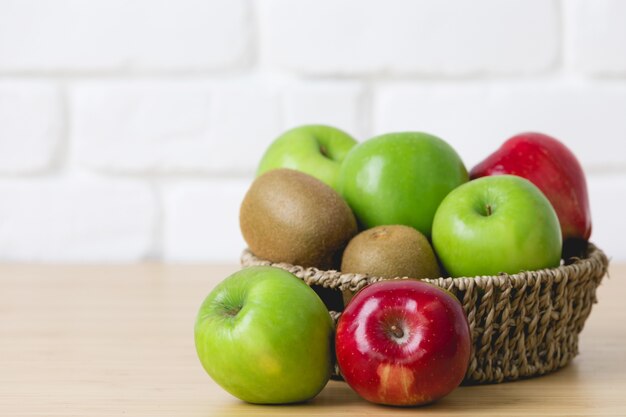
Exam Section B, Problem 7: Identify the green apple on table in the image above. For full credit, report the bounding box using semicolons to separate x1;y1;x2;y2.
432;175;562;277
338;132;468;237
257;125;357;191
194;266;334;404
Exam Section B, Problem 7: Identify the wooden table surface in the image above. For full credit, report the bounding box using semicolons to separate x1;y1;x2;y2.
0;263;623;416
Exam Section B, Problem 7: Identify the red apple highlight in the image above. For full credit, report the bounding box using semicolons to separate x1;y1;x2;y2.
470;132;591;243
335;280;471;406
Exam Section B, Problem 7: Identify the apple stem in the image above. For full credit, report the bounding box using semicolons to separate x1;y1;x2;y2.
486;204;492;216
224;306;241;317
390;325;404;339
319;145;329;158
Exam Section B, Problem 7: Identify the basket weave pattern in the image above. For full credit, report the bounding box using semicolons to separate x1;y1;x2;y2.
241;243;609;384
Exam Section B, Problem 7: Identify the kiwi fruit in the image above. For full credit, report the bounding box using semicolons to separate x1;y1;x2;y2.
341;225;441;279
240;168;358;270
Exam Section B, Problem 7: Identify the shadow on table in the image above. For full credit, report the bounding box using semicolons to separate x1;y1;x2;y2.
212;362;592;416
425;361;590;414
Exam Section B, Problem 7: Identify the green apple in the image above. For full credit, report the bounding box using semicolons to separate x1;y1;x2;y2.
432;175;562;277
257;125;357;191
194;266;333;404
338;132;468;237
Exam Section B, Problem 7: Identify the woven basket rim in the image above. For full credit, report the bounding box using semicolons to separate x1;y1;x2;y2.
240;241;609;292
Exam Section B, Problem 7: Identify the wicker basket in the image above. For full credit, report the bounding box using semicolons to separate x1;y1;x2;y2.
241;242;609;384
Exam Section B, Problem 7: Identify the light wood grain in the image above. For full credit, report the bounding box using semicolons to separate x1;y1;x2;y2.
0;263;624;416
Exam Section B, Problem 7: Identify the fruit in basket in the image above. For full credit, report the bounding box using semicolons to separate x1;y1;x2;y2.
470;132;592;248
240;169;357;270
335;280;471;406
257;125;357;191
432;175;562;277
338;132;467;237
341;225;440;279
195;266;334;404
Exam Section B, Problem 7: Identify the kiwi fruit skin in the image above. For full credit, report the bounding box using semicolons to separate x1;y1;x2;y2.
240;169;357;270
341;225;441;280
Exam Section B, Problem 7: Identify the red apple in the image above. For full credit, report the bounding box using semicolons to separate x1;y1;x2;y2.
335;280;471;406
470;132;591;244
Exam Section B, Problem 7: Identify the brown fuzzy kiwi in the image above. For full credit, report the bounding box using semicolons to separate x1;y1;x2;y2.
240;168;357;270
341;225;441;279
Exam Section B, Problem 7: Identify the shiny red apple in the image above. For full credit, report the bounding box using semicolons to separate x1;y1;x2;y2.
335;280;471;406
470;132;591;245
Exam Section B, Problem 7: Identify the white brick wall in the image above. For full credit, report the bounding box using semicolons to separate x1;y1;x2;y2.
566;0;626;75
283;82;368;141
0;81;63;173
71;81;215;173
264;0;559;76
0;179;156;261
0;0;624;263
0;0;251;72
162;180;249;262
